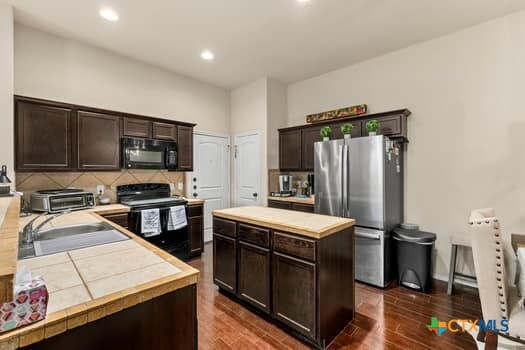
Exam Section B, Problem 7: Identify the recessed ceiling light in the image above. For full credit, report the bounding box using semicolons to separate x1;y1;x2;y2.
99;8;119;22
201;50;214;61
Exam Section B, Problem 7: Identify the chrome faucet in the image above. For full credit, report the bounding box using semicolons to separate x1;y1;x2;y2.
21;210;71;246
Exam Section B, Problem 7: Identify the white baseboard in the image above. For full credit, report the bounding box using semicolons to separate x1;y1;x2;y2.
433;273;478;288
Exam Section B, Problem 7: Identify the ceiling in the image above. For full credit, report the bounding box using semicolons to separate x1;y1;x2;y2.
6;0;525;88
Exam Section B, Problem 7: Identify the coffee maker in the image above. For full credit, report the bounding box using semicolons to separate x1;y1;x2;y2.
278;175;293;195
307;174;314;196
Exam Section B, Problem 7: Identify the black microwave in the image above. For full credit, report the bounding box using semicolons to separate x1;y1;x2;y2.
121;137;177;170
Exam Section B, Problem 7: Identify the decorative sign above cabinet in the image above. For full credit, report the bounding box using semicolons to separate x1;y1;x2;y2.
14;95;196;172
306;104;367;123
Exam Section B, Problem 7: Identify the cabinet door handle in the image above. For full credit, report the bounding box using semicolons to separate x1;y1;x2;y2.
253;193;258;197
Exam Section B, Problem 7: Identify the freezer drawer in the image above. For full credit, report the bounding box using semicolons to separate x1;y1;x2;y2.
354;227;392;288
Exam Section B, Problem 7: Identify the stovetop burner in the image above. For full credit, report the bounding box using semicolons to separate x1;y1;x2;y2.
35;188;84;195
121;197;186;207
117;183;186;209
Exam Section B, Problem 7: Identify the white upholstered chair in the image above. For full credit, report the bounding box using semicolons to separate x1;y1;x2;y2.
469;208;525;341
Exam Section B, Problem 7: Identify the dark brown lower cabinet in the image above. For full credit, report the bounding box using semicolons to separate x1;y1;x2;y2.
212;215;355;348
188;216;204;257
238;241;270;313
272;251;316;338
21;285;197;350
187;204;204;258
213;233;237;293
101;213;129;229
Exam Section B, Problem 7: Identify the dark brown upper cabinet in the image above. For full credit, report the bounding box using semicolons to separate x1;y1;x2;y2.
177;126;193;171
15;100;73;171
278;109;410;171
77;111;121;170
301;126;322;171
152;122;177;141
279;129;302;170
14;96;196;172
123;117;151;138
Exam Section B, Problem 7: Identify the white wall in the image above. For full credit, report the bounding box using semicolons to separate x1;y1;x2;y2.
288;10;525;278
230;78;268;205
267;79;287;170
0;4;14;183
14;24;230;134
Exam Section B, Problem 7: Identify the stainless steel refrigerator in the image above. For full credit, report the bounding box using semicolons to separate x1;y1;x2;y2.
314;135;403;287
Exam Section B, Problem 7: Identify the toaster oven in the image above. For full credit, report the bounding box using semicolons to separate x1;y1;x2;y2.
31;189;95;213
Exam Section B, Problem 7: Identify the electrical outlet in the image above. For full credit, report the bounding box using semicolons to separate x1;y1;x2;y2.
96;185;105;195
177;182;183;191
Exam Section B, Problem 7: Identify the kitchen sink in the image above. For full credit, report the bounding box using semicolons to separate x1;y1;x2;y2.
18;222;130;260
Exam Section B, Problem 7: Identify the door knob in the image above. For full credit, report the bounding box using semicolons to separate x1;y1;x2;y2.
253;193;258;197
193;193;198;198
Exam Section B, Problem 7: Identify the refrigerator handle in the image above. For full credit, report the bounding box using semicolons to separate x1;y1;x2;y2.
341;144;348;217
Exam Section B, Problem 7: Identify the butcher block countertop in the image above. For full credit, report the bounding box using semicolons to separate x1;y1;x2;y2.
213;206;355;239
268;196;315;205
0;198;199;349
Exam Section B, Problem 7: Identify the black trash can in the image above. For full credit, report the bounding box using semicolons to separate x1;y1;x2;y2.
393;225;436;293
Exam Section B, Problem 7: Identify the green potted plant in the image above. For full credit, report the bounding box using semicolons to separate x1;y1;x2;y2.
340;123;353;140
320;126;332;141
366;120;380;136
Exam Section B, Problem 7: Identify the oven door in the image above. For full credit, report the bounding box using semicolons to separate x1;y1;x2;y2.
128;205;189;260
122;137;177;169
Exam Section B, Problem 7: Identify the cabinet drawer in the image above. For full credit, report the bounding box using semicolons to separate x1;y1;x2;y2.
291;203;314;213
273;232;316;262
213;217;236;237
187;204;203;217
239;224;269;248
268;200;292;210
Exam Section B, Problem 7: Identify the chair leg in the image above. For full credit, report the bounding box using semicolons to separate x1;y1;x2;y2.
447;244;458;295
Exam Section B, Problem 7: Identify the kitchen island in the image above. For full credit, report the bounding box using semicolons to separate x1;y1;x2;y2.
0;197;199;350
212;206;355;349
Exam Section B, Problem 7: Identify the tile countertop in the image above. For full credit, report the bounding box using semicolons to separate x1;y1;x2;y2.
0;199;199;349
267;196;314;205
213;206;355;239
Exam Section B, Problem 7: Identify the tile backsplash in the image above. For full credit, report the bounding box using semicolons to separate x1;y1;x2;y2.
268;169;313;195
16;170;185;204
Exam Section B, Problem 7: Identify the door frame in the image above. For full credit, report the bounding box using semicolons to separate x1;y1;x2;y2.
233;131;262;207
187;129;231;209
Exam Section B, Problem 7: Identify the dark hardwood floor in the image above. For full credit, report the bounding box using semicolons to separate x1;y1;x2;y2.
188;243;482;349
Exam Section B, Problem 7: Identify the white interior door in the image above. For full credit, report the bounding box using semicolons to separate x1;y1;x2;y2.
190;132;230;243
234;133;261;207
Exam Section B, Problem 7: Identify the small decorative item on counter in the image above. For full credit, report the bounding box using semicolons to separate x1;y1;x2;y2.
0;267;48;333
306;104;367;123
366;120;380;136
340;123;353;139
320;126;332;141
